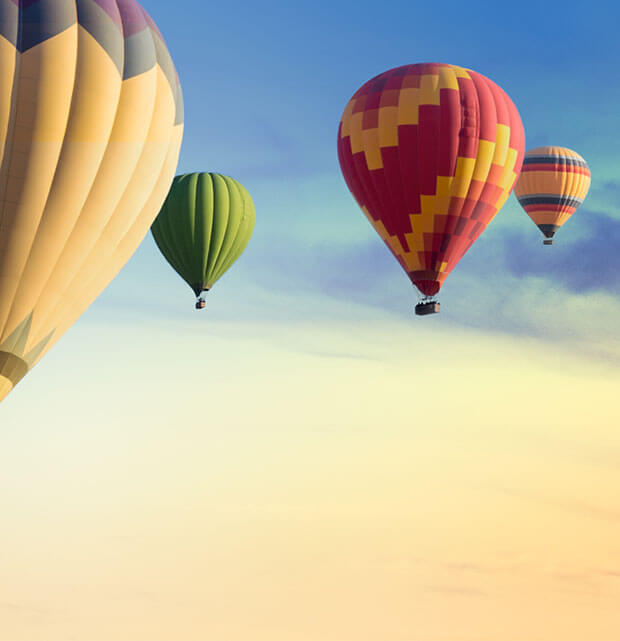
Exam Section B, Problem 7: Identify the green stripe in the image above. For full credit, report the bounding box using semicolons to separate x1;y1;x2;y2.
204;174;230;285
195;173;215;290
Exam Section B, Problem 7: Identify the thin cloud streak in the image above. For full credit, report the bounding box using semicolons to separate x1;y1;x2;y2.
488;485;620;524
425;584;488;597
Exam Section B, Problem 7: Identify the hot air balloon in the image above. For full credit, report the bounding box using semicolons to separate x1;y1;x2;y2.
151;173;255;309
0;0;184;404
514;146;591;245
337;63;525;315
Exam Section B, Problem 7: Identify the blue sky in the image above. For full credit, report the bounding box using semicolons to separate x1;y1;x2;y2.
48;0;617;367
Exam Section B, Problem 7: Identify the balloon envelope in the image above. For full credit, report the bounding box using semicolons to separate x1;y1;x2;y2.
151;173;255;300
0;0;184;403
514;146;591;243
337;62;524;300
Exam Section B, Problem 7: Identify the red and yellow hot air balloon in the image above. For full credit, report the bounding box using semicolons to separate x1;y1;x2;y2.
514;146;591;245
337;63;525;315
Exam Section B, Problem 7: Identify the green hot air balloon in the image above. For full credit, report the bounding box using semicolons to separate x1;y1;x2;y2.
151;173;255;309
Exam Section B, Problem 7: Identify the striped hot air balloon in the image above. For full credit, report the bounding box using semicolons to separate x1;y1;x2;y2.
0;0;184;404
337;63;525;315
514;146;591;245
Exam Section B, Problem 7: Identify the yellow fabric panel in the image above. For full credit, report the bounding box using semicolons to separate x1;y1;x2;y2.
420;74;440;106
452;66;471;79
405;210;436;261
28;64;159;345
362;128;382;170
402;245;423;268
367;216;406;258
438;66;459;90
0;375;11;403
397;88;420;125
32;67;181;362
349;111;364;154
513;170;537;198
570;170;586;199
38;124;183;364
5;27;122;338
420;194;435;215
556;212;573;227
0;37;17;179
561;162;574;200
401;250;421;271
494;180;517;218
384;234;406;260
490;148;520;221
578;171;591;200
528;172;559;196
434;176;453;215
472;139;496;182
403;217;437;270
452;157;476;198
0;38;18;324
411;209;436;234
378;106;398;147
0;27;78;341
497;146;519;191
490;124;510;179
339;100;354;138
571;170;585;200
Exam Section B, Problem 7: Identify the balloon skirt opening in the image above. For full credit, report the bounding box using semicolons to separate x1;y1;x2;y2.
415;302;440;316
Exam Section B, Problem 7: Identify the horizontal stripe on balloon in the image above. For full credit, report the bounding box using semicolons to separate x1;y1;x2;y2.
522;204;577;213
522;155;589;168
520;163;590;175
517;195;584;208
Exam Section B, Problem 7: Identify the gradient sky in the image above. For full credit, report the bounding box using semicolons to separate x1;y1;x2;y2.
1;0;620;639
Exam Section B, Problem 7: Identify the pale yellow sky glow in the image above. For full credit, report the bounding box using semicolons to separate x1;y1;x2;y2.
1;317;619;640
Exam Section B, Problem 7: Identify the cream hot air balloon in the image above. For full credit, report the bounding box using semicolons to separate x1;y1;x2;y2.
0;0;184;403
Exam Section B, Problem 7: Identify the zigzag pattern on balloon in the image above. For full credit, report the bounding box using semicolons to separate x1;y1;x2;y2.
338;63;524;297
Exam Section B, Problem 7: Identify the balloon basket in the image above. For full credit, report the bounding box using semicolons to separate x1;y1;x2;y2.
543;239;553;245
195;300;206;310
415;301;440;316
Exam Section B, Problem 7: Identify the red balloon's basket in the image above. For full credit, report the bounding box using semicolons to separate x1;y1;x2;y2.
415;301;440;316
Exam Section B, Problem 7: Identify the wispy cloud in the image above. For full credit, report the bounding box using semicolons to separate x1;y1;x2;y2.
424;584;488;597
488;485;620;524
599;570;620;579
0;600;48;623
502;209;620;295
